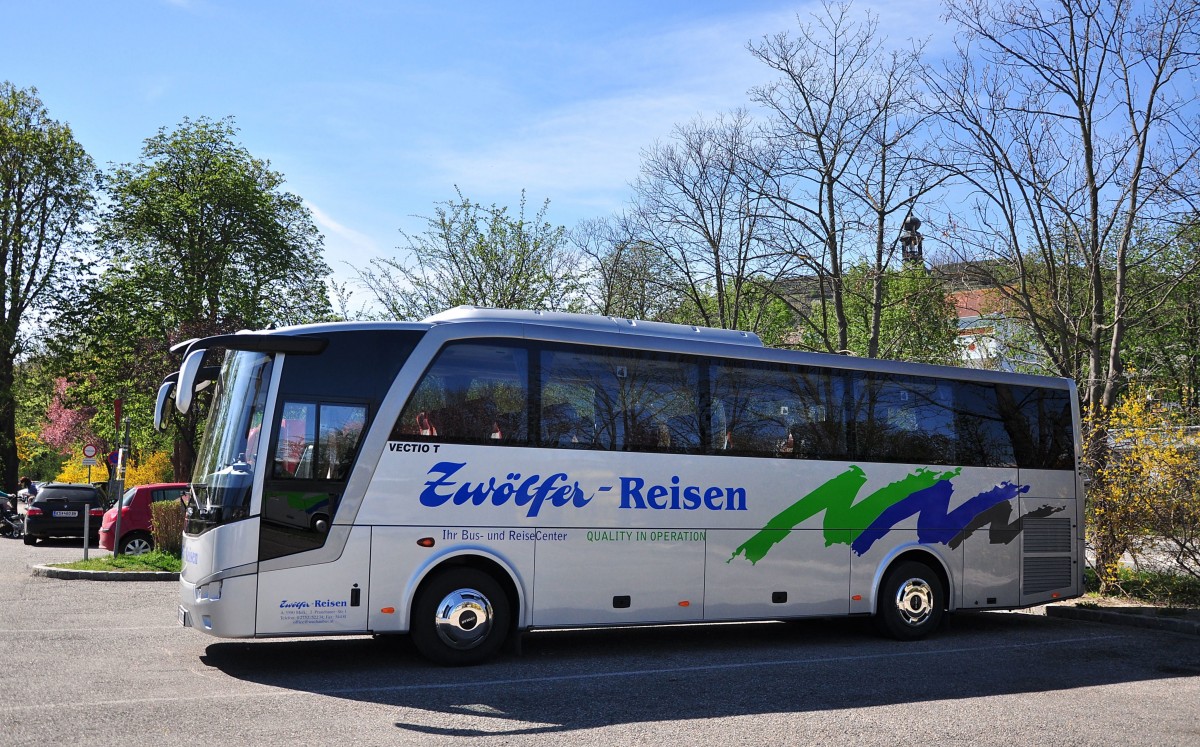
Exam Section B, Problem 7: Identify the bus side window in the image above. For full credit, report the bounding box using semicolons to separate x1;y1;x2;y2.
849;373;959;465
274;403;316;479
272;402;367;480
711;359;846;459
317;404;367;480
996;384;1075;469
393;342;529;445
539;346;698;453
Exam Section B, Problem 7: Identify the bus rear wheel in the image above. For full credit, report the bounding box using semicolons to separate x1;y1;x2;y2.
875;560;945;641
410;568;510;666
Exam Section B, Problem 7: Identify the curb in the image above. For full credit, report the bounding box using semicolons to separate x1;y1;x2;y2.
1046;605;1200;636
32;564;179;582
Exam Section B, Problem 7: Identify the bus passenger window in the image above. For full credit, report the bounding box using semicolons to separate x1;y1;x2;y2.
317;404;367;480
540;346;699;454
393;342;529;445
850;373;957;465
996;384;1075;469
712;360;846;459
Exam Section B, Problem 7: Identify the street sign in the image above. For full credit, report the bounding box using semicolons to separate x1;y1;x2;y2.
83;444;98;459
82;457;98;466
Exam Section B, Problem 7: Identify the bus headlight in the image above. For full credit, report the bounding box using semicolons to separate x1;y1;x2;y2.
196;580;223;602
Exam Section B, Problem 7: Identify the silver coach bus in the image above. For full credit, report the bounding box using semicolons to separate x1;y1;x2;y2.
161;307;1082;665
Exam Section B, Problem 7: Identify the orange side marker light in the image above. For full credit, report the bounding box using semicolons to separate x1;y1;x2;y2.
417;537;435;548
678;601;690;607
851;594;862;601
380;607;395;614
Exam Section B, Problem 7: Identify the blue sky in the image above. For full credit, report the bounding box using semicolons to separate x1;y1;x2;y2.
3;1;945;291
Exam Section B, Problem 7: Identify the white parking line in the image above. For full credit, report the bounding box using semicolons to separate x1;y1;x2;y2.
0;625;177;634
6;633;1127;712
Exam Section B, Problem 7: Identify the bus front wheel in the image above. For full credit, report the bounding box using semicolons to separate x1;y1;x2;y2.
874;560;945;641
410;568;510;666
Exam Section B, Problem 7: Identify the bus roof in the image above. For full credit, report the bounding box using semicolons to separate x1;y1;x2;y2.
422;306;764;347
243;307;1071;392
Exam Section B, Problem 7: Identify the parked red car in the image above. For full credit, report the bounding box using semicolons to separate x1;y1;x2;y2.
99;483;188;555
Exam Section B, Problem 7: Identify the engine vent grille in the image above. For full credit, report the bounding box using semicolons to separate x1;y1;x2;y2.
1024;557;1073;594
1023;517;1073;553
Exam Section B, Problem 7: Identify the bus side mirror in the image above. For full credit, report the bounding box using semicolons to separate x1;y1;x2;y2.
175;349;207;414
154;380;176;431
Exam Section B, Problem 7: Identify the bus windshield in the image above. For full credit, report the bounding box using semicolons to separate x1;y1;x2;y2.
186;350;274;534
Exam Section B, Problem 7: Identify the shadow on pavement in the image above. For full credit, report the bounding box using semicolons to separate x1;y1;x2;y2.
199;612;1200;738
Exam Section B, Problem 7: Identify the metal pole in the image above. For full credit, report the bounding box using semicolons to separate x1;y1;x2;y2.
83;508;90;561
111;422;131;555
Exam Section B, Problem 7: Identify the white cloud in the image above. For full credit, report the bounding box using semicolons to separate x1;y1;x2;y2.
422;2;949;223
426;8;798;219
306;201;382;271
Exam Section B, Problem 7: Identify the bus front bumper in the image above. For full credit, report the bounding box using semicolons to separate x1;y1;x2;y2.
179;573;258;638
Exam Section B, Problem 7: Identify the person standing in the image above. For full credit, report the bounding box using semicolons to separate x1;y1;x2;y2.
18;476;37;503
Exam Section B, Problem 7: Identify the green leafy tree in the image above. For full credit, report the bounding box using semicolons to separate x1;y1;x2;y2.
1122;221;1200;420
357;189;582;319
13;348;66;480
0;83;95;490
55;116;332;480
844;263;960;364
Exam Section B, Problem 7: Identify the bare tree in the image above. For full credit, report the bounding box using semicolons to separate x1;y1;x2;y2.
928;0;1200;431
626;110;792;337
571;216;684;321
748;1;948;357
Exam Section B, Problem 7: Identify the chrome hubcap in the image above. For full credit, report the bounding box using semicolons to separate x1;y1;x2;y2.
893;577;934;626
433;588;494;650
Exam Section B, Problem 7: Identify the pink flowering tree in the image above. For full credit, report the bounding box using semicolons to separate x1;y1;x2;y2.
40;378;105;477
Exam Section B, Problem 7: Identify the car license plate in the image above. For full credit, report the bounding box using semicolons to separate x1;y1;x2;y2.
178;605;191;627
52;510;78;518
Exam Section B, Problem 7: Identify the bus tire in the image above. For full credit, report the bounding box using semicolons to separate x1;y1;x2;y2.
874;560;944;641
410;567;510;666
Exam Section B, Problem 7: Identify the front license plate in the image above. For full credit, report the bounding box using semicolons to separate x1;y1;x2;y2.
52;510;78;518
178;605;191;627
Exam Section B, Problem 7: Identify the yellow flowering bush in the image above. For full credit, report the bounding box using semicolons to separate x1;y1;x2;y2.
55;450;175;488
1086;389;1200;592
54;454;105;485
125;451;175;487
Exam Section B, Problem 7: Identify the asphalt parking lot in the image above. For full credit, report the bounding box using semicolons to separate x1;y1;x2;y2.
2;537;1199;747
